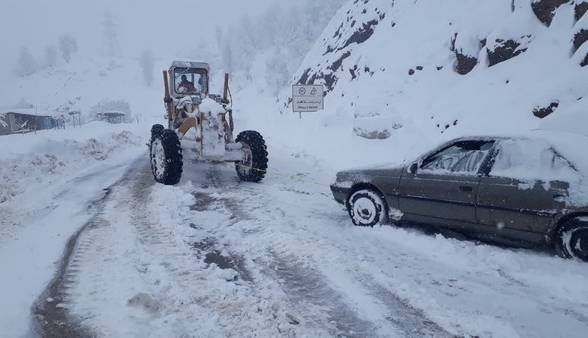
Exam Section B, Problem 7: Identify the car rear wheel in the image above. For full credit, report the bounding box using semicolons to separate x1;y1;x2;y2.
347;189;388;227
556;219;588;262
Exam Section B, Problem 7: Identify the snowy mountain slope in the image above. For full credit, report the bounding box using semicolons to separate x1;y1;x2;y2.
279;0;587;153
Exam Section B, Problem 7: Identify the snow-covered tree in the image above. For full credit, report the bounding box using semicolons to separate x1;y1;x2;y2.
102;12;120;58
43;45;58;68
15;97;34;109
265;48;290;95
15;47;37;76
220;38;234;74
216;0;345;94
139;50;154;86
59;35;78;63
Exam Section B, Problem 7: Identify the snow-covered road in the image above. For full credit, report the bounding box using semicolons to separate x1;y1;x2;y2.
0;155;143;338
28;144;588;338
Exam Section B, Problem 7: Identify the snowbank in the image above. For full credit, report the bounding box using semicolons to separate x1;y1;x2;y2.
0;121;148;338
0;122;144;204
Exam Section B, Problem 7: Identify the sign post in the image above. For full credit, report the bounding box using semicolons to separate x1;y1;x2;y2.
292;84;324;118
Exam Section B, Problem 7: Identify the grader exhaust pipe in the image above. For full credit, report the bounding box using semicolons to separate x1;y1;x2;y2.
223;73;235;134
162;70;174;123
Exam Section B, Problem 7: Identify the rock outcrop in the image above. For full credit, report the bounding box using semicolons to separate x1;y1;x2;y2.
531;0;570;26
283;0;587;138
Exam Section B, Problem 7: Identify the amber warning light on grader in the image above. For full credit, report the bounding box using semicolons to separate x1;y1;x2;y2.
292;84;324;113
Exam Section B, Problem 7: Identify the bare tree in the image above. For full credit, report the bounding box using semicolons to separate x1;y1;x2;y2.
216;0;345;92
59;35;78;63
139;50;155;86
43;45;58;68
15;47;37;76
102;12;120;58
221;40;234;74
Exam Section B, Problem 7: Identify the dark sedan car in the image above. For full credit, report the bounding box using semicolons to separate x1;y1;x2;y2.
331;134;588;261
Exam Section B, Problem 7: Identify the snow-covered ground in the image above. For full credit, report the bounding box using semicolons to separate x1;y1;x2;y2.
0;122;147;337
1;94;586;337
25;132;588;338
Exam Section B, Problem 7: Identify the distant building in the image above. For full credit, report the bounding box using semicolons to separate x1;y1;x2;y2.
0;108;58;135
96;111;127;124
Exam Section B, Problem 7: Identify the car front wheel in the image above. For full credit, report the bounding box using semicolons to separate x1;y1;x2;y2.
556;219;588;262
347;189;388;227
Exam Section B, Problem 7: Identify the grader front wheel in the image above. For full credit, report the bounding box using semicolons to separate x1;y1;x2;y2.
235;130;268;182
150;129;183;185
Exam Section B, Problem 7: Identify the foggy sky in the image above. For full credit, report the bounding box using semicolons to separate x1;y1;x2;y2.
0;0;281;76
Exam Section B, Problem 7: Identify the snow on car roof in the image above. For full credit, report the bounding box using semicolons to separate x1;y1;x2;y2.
527;130;588;176
342;131;588;177
451;131;588;174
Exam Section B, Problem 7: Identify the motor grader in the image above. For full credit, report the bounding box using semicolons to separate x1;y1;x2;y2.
149;60;268;185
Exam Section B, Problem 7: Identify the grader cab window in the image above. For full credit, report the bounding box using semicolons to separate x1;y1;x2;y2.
173;68;208;95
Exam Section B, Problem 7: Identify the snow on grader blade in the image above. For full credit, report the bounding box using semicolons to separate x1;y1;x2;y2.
149;60;268;185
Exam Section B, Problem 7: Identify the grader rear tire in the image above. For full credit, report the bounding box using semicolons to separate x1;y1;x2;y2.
235;130;268;182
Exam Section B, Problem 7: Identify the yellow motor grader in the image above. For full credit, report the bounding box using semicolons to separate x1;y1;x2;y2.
149;61;268;185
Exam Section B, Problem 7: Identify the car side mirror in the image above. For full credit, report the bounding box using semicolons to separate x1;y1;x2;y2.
409;162;418;174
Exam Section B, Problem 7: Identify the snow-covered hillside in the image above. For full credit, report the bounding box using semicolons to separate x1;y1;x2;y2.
0;57;171;123
273;0;587;167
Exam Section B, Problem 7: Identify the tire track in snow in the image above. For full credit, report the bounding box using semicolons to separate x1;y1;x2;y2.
186;165;355;335
202;163;252;224
45;159;281;336
198;166;398;337
228;174;457;337
268;252;380;338
188;163;256;283
32;160;141;338
129;164;176;247
37;158;291;337
313;221;588;337
42;159;202;337
188;165;260;285
130;161;300;336
32;193;114;338
355;274;452;338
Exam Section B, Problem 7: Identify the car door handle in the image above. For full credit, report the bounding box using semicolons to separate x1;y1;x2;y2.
459;185;473;192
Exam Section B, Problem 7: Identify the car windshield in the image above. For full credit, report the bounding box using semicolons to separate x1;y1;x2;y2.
174;68;208;95
421;140;494;175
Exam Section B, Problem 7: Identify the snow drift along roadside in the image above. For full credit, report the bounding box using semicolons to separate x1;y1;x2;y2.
0;121;144;204
0;122;147;338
